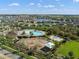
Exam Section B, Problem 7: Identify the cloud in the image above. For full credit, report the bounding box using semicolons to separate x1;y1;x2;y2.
8;3;20;6
43;5;55;8
29;3;35;6
0;8;8;10
28;3;55;8
37;3;41;6
37;3;42;7
60;4;64;7
37;3;55;8
73;0;79;2
55;0;60;1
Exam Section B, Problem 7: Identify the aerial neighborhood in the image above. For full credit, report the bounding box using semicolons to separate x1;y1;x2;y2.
0;15;79;59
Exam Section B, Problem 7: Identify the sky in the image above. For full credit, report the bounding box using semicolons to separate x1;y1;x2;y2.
0;0;79;14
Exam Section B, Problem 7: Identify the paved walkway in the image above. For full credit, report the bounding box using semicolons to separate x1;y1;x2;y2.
0;47;24;59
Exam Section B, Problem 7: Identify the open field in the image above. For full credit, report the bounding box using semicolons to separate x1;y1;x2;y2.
55;41;79;59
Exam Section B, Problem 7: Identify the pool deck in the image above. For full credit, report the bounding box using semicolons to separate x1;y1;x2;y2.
17;29;45;37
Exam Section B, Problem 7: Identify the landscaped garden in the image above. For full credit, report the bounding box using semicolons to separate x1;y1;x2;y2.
55;41;79;59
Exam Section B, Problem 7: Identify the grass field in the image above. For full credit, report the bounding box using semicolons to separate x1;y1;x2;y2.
55;41;79;59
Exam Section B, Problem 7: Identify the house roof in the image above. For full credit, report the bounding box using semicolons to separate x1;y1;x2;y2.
50;35;63;42
41;46;51;52
45;42;55;49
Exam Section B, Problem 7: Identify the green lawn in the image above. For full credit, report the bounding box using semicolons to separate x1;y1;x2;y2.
55;41;79;59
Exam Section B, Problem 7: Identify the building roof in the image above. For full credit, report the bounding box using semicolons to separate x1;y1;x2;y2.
45;42;55;49
50;35;63;42
41;46;51;52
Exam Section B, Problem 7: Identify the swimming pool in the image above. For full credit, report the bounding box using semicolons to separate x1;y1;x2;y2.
32;31;45;36
17;29;45;37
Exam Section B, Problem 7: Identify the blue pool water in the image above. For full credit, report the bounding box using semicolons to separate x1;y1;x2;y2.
32;31;44;36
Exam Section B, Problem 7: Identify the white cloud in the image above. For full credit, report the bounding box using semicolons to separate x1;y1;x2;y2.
0;8;8;10
29;3;35;6
8;3;20;6
37;3;41;6
37;3;42;7
43;5;55;8
73;0;79;2
55;0;60;1
60;4;64;7
28;3;55;8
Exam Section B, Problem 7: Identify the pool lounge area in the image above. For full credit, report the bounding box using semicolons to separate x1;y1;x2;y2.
17;29;45;37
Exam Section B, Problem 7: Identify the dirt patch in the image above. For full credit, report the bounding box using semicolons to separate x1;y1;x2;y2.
17;37;48;50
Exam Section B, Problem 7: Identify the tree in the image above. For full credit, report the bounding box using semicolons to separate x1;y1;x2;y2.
68;51;74;59
46;29;53;35
77;31;79;36
68;51;73;57
64;56;69;59
27;48;34;55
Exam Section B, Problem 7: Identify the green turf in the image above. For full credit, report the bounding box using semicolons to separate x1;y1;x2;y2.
55;41;79;59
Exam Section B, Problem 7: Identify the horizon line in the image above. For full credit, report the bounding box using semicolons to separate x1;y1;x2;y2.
0;13;79;15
